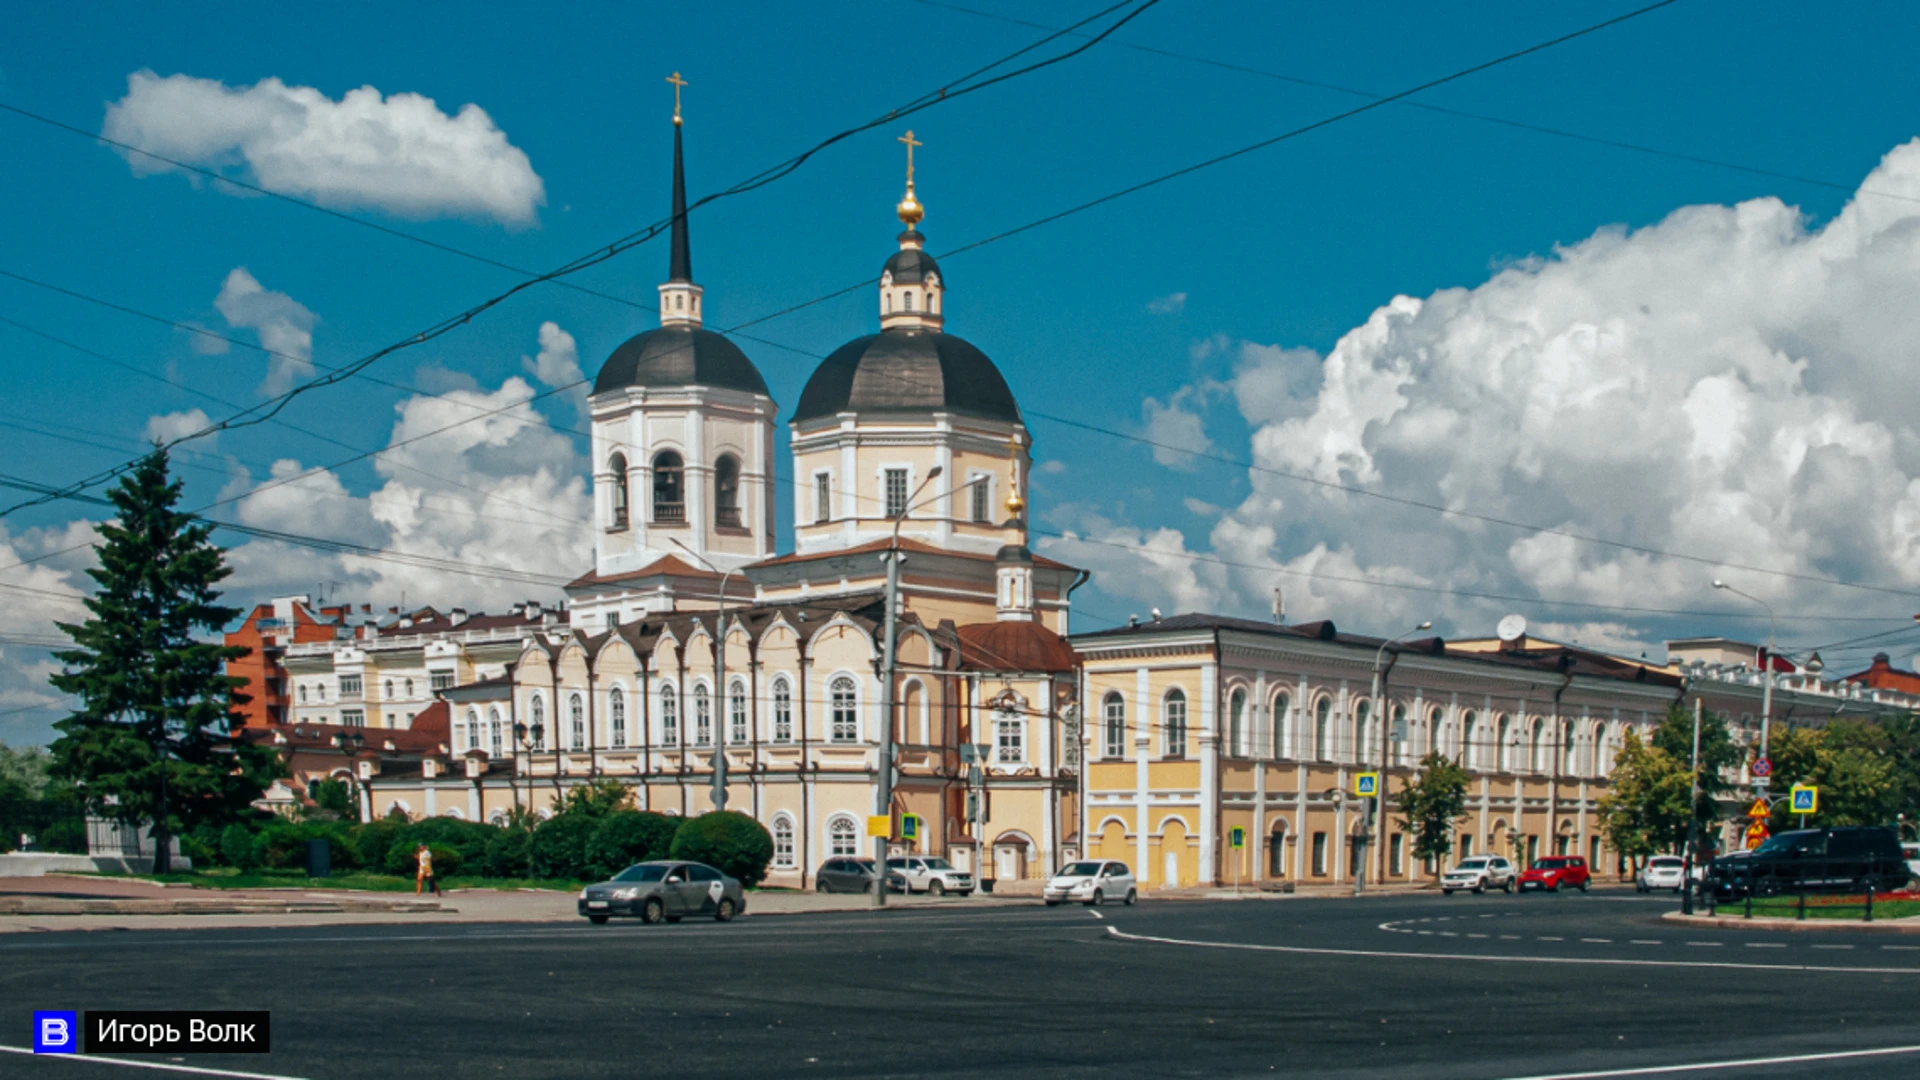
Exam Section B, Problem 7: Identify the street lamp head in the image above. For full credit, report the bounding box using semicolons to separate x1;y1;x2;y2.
927;465;943;480
1417;621;1433;631
1712;579;1727;590
512;722;528;742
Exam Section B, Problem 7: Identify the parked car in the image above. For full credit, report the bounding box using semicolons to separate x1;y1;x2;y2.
1519;856;1591;892
815;857;907;894
1439;856;1515;895
1044;860;1137;906
1902;842;1920;879
1710;827;1912;899
578;860;745;925
886;855;974;896
1636;855;1687;893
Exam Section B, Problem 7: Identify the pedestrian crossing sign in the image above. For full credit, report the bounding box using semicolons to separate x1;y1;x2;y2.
1355;772;1379;798
1790;784;1817;815
901;814;920;841
1229;826;1245;850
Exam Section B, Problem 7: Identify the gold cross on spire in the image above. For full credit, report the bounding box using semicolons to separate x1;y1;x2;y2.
898;129;922;186
666;71;688;125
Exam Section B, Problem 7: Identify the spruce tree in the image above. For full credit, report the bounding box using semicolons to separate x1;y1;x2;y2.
48;449;281;872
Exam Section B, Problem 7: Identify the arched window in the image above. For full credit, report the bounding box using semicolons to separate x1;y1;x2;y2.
772;815;796;869
1102;692;1126;759
1599;722;1618;774
1271;692;1290;760
570;693;586;751
609;687;627;749
903;291;915;312
529;695;545;749
828;816;858;857
608;452;629;529
488;707;503;757
829;676;858;743
1163;689;1187;758
459;708;476;750
1428;706;1445;759
1497;715;1512;772
994;708;1025;765
316;683;325;702
384;679;394;699
772;677;793;742
652;450;684;524
714;454;741;529
660;684;678;746
1314;698;1332;761
299;684;308;704
1391;704;1409;766
1461;710;1478;770
1530;721;1545;773
728;678;747;744
1353;700;1371;764
1227;688;1247;757
694;684;712;746
405;678;414;698
1562;720;1576;775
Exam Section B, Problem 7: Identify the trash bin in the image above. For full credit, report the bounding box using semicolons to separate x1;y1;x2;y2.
305;838;330;879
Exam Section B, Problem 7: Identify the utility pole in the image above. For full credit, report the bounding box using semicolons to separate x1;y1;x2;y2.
1713;579;1774;796
673;540;737;813
1683;696;1702;915
1358;620;1431;896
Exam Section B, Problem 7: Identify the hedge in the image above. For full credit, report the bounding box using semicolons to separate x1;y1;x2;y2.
669;811;774;887
585;811;679;881
528;812;597;880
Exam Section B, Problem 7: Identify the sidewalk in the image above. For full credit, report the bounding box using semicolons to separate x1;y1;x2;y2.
0;874;1036;933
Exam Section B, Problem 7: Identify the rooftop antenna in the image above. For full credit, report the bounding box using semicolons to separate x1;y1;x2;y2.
1496;613;1528;649
1272;586;1285;623
1150;607;1162;622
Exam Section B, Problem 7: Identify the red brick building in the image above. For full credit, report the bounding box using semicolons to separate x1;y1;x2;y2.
225;596;355;729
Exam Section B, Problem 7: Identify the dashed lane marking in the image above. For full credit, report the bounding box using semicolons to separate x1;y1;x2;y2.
1467;933;1489;938
1746;942;1786;948
1538;936;1565;941
1685;942;1722;947
1630;940;1662;946
1811;944;1853;950
1103;925;1920;975
1581;938;1614;944
1487;1042;1920;1079
1883;945;1920;951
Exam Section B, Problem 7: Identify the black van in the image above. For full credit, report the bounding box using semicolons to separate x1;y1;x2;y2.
1710;826;1911;898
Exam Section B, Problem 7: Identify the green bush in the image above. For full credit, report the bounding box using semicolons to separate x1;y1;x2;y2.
37;816;86;855
384;840;461;878
251;819;356;872
585;811;678;880
528;812;597;880
483;829;531;878
669;811;774;887
348;817;406;873
220;823;257;870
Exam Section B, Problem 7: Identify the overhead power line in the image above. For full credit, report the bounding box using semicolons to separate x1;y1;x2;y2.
0;0;1162;519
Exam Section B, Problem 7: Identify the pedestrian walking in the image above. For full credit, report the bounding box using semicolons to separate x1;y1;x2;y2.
415;843;436;896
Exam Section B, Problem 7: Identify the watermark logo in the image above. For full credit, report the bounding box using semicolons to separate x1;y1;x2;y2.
32;1010;77;1054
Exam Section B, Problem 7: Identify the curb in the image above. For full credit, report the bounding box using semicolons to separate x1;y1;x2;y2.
0;897;447;917
1661;910;1920;935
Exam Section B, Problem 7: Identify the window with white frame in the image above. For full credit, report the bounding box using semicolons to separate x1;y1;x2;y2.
1353;700;1370;763
1102;692;1125;758
431;671;454;692
1561;720;1575;775
970;475;992;523
1498;715;1513;772
729;679;747;744
457;709;472;750
829;816;858;857
884;468;908;518
384;679;394;699
609;687;627;749
694;684;712;746
570;694;586;751
829;676;858;742
1272;692;1291;760
1227;688;1247;757
1530;720;1545;773
1428;706;1445;758
404;678;414;698
1391;705;1408;766
341;709;365;727
1163;689;1187;758
340;674;362;697
814;472;832;524
1314;698;1332;760
660;684;678;746
995;709;1025;765
488;707;503;757
530;695;546;749
1461;710;1479;769
772;815;796;869
299;685;308;704
605;612;620;630
772;677;793;742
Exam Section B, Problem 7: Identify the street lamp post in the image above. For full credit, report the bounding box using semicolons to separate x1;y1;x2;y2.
1713;580;1775;795
671;540;739;813
1358;620;1432;897
1683;696;1703;915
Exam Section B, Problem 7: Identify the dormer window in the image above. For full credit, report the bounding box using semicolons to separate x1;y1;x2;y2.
903;292;914;312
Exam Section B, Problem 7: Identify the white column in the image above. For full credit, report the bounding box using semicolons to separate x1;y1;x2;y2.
1294;763;1307;880
424;783;437;818
1199;662;1218;885
839;430;859;546
1251;672;1267;884
688;408;709;556
934;430;954;549
1135;666;1150;886
467;783;481;822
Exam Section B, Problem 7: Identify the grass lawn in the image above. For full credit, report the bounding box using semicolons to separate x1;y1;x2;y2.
1721;895;1920;921
76;868;585;893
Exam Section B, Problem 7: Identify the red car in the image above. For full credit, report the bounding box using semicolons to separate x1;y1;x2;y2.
1518;855;1591;892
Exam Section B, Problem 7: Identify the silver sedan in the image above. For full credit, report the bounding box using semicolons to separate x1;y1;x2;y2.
578;860;746;924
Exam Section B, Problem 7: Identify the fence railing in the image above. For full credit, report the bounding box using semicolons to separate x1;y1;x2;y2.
1705;857;1911;922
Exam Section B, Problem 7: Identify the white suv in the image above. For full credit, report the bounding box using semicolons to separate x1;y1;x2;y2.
886;856;974;896
1045;860;1137;906
1440;856;1516;894
1636;855;1687;893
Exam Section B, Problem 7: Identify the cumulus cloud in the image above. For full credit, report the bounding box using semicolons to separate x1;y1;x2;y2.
143;408;214;447
103;70;545;225
1045;139;1920;649
1140;386;1215;470
0;520;97;745
215;268;315;397
521;321;587;419
1148;291;1187;315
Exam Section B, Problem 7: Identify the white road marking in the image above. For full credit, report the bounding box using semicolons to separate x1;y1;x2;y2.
1088;911;1104;921
1883;945;1920;951
0;1045;310;1078
1538;936;1565;941
1488;1042;1920;1078
1581;938;1613;944
1746;943;1786;948
1685;942;1721;947
1630;940;1662;946
1102;925;1920;974
1499;935;1522;940
1467;933;1489;939
1810;944;1852;950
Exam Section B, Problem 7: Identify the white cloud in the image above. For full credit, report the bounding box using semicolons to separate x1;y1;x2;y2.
521;321;587;419
144;408;214;447
1051;138;1920;646
1140;385;1214;470
215;268;315;397
0;520;97;746
103;70;545;225
1147;291;1187;315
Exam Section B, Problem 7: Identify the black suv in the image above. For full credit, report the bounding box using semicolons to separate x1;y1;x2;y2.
1710;826;1912;898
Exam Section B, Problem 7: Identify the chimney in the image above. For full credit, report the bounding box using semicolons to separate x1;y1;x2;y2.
525;600;543;621
388;607;399;615
361;604;371;614
449;608;469;627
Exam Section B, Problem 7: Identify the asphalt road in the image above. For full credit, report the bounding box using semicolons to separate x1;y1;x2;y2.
5;887;1918;1079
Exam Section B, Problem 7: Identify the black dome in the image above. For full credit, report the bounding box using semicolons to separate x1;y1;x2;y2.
594;325;769;397
792;329;1020;424
883;232;941;284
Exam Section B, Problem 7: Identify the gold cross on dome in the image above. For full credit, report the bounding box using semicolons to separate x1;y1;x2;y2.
899;129;922;185
666;71;688;123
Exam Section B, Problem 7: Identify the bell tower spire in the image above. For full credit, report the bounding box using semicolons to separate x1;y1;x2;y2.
660;72;702;327
879;129;943;331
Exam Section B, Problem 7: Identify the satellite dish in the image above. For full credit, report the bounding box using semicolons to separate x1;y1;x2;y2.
1150;607;1163;621
1496;614;1528;643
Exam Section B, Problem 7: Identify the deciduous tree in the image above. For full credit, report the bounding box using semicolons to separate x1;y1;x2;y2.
1396;752;1469;867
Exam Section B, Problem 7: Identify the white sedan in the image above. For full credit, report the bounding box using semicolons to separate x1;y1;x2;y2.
1636;855;1687;893
1044;860;1137;907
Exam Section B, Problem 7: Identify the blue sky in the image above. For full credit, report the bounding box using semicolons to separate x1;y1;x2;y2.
8;1;1920;744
